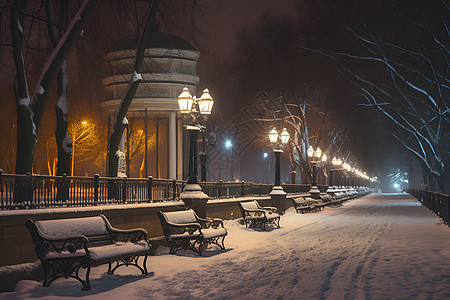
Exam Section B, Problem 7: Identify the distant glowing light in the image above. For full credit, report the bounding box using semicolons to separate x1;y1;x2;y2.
225;140;232;149
235;179;239;182
393;183;400;189
81;121;87;125
263;152;268;158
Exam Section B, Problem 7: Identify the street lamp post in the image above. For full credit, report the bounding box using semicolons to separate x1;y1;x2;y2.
70;120;93;177
178;87;214;217
342;162;352;187
307;146;327;199
225;139;233;181
268;127;290;213
327;157;343;194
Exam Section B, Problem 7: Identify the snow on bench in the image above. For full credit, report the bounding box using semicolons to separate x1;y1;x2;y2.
26;215;152;290
238;200;280;231
157;209;227;256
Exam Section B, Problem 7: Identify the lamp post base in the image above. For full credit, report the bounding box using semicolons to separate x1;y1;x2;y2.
269;186;287;214
180;183;209;218
308;186;321;199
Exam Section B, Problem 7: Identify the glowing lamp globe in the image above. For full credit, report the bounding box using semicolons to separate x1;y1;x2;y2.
307;146;314;158
315;147;322;159
269;128;278;144
198;88;214;115
280;128;290;145
178;87;194;114
343;163;350;171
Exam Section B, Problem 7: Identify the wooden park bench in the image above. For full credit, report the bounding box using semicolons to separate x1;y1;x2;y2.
157;209;227;256
319;194;343;207
238;200;280;231
292;196;327;213
291;197;315;213
25;214;152;290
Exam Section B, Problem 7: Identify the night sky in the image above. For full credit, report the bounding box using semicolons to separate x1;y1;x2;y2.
193;0;411;188
0;0;440;191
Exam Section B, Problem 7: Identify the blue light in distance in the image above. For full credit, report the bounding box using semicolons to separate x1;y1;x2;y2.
263;152;268;158
225;140;232;149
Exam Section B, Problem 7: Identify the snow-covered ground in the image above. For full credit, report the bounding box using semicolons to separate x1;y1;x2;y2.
2;193;449;299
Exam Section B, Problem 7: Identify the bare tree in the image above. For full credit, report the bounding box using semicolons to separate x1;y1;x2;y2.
283;101;347;184
45;0;71;176
307;1;449;192
10;0;99;176
107;0;161;177
227;14;349;184
69;119;101;176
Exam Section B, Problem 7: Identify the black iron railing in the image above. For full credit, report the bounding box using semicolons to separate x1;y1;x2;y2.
406;189;449;227
0;170;313;210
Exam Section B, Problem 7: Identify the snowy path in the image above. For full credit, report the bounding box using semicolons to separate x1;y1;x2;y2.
2;193;450;299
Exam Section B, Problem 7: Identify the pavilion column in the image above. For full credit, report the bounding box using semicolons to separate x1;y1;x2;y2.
169;111;177;179
177;118;183;180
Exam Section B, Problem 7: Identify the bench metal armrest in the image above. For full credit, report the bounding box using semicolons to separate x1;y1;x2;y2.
165;221;202;235
165;221;201;229
101;214;149;243
197;217;224;229
261;206;277;213
109;228;149;243
37;233;89;257
109;227;148;235
243;209;265;218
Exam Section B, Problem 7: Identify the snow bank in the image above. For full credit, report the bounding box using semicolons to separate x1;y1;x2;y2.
1;194;449;299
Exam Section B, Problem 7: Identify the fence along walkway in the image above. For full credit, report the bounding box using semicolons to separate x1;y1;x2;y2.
406;189;450;227
0;170;315;210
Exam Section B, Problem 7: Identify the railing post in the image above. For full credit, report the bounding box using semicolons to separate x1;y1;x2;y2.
94;174;99;205
241;181;245;197
172;179;177;200
122;178;127;203
216;180;221;199
147;176;153;202
0;169;3;209
26;172;33;206
446;194;450;227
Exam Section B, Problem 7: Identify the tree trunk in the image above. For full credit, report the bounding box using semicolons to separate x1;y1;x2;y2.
436;169;450;195
11;0;99;176
11;0;34;175
46;0;71;176
108;0;161;177
54;65;71;176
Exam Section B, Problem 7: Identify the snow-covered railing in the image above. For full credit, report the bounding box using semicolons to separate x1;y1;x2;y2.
406;189;449;227
0;170;316;210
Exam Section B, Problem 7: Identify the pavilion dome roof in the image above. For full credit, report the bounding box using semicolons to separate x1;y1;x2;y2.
110;31;197;52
